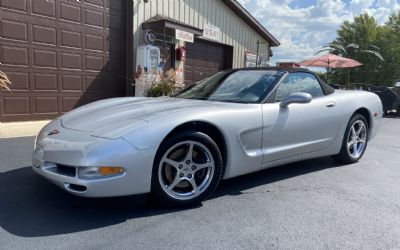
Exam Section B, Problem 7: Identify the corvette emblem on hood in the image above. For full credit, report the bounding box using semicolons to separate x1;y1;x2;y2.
48;129;60;136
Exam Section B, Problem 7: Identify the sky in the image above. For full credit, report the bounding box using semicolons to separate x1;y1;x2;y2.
237;0;400;65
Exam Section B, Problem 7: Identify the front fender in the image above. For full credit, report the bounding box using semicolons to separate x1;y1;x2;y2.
122;105;264;180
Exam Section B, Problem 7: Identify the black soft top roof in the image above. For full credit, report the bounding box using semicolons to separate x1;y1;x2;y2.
229;67;335;95
232;66;312;73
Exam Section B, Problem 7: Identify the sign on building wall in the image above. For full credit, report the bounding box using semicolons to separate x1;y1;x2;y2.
176;29;194;43
244;51;257;67
203;23;220;42
143;29;156;44
244;51;270;67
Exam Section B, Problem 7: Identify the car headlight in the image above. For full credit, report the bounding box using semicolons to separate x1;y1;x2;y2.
34;119;55;149
34;135;38;150
34;129;46;150
78;166;124;179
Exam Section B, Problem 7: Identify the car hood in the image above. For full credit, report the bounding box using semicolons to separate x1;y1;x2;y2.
60;97;222;138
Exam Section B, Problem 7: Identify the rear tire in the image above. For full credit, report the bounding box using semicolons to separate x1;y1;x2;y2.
333;114;368;164
151;131;223;207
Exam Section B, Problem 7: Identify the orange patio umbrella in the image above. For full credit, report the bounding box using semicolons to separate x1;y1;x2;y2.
298;53;362;84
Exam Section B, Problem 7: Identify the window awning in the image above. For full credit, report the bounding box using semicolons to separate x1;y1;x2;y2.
142;14;203;37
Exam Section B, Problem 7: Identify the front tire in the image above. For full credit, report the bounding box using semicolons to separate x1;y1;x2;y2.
333;114;368;164
151;131;223;207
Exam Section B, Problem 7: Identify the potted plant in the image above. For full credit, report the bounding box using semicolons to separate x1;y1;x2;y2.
147;68;183;97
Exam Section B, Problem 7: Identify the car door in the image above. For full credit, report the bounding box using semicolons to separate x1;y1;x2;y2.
261;72;343;163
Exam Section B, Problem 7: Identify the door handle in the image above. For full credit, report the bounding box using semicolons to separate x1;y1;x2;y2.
326;102;336;108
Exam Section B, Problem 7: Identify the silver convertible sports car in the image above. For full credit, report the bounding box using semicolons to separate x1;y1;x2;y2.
32;67;383;207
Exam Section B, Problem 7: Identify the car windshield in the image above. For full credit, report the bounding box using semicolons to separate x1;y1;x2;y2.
174;70;285;103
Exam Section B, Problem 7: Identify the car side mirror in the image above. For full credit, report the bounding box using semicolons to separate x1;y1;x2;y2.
280;92;312;108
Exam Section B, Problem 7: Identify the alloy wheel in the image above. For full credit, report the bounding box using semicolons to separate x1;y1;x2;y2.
158;140;215;200
346;120;367;159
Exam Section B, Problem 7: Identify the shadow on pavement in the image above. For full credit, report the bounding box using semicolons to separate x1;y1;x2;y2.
213;157;340;197
0;157;341;237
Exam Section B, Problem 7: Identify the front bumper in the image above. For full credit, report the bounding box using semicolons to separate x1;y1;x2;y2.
32;161;129;197
32;127;156;197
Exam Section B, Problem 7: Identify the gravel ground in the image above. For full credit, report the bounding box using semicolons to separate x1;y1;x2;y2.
0;118;399;250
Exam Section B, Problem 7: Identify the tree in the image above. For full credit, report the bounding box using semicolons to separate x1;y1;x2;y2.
386;11;400;36
316;41;384;87
378;11;400;86
318;13;386;86
337;13;380;46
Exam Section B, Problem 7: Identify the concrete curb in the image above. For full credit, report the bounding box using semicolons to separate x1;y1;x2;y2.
0;120;50;139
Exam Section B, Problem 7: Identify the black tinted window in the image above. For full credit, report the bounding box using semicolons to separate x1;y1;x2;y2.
274;72;324;102
175;70;285;103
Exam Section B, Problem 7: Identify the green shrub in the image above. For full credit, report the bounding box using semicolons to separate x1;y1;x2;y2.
147;69;182;97
147;82;174;97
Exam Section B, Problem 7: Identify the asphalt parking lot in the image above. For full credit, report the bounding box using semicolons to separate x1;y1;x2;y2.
1;118;400;250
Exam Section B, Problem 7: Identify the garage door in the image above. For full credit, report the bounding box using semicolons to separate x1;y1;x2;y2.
184;39;232;85
0;0;126;122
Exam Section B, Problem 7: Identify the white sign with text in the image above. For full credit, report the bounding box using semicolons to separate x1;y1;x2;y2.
244;52;270;67
203;23;220;42
244;51;257;67
175;29;194;43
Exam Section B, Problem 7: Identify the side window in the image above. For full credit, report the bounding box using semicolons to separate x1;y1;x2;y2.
274;73;325;102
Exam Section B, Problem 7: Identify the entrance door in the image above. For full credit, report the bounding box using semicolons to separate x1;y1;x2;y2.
184;39;232;85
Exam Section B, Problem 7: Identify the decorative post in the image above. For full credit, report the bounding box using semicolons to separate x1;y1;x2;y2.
256;40;260;68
